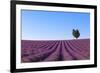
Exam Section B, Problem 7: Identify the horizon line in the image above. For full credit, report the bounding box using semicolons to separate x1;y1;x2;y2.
21;38;90;41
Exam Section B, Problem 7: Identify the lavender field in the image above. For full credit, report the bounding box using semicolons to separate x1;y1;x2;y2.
21;39;90;63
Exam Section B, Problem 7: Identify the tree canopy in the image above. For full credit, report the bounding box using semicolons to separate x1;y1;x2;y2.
72;29;80;39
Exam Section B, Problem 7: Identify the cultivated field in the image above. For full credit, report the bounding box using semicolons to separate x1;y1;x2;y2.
21;39;90;63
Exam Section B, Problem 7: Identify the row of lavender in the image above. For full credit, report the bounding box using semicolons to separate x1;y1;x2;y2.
21;39;90;63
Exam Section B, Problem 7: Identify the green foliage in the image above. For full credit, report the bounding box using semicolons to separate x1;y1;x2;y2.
72;29;80;39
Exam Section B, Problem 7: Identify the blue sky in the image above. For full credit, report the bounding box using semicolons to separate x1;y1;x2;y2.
21;10;90;40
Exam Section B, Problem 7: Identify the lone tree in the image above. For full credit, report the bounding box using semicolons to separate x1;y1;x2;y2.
72;29;80;39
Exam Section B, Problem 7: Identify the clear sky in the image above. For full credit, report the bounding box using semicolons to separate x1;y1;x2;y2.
21;10;90;40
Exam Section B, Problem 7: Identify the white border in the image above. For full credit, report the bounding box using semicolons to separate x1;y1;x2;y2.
16;4;94;69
